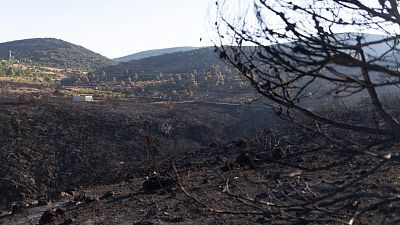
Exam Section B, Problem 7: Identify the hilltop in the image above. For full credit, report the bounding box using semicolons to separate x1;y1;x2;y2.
115;46;200;62
0;38;116;71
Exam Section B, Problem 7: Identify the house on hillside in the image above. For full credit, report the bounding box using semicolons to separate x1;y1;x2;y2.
72;95;93;102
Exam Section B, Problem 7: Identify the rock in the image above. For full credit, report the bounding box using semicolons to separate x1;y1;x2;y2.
236;152;253;167
272;149;284;159
221;163;234;172
234;139;247;148
142;176;175;193
37;199;49;206
20;201;30;207
50;191;69;201
99;191;114;200
55;207;66;215
0;179;25;204
74;194;97;204
179;161;193;169
38;208;66;225
64;200;81;209
256;217;269;224
39;210;57;225
162;216;185;223
11;203;23;214
60;191;70;198
133;221;155;225
62;218;75;224
65;188;77;196
209;143;218;148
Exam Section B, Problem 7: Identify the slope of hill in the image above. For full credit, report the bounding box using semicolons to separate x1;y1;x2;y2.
114;46;200;62
103;47;229;76
105;33;391;77
0;38;116;70
0;98;398;225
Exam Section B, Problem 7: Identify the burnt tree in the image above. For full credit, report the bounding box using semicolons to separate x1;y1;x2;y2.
205;0;400;223
215;0;400;143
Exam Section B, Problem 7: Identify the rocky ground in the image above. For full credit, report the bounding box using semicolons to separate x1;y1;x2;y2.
0;97;399;224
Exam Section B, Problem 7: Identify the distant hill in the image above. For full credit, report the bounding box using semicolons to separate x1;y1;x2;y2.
114;47;200;62
102;33;392;78
102;47;231;76
0;38;116;70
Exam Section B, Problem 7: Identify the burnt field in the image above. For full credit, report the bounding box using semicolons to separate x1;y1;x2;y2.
0;96;280;209
1;97;400;225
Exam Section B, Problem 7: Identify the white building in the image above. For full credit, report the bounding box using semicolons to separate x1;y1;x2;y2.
72;95;93;102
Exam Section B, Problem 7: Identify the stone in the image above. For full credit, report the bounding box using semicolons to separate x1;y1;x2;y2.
99;191;114;200
39;210;57;225
142;176;175;193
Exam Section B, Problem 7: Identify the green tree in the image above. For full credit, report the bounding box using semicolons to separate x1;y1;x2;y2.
6;67;15;76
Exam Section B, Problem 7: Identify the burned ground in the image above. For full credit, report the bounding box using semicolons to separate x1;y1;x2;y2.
0;97;276;209
0;97;399;224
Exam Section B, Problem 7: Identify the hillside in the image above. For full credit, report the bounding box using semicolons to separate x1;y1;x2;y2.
104;33;391;77
102;47;230;76
114;46;199;62
0;97;399;224
0;38;116;70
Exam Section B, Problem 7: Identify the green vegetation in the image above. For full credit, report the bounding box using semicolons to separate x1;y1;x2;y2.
0;38;116;70
61;62;253;102
0;40;252;102
102;47;226;75
0;60;57;84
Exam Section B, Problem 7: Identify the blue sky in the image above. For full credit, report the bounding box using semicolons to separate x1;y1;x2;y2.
1;0;214;58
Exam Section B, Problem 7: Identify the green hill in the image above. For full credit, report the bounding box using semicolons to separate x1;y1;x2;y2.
0;38;116;70
102;47;229;76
